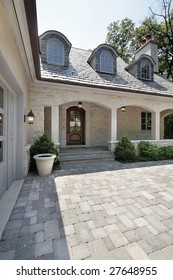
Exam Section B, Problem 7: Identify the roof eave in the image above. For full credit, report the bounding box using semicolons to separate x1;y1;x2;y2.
38;76;173;99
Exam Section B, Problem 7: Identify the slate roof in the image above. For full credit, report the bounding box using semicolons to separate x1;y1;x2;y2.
40;47;173;96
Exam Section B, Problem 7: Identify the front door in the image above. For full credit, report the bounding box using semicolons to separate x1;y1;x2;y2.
67;106;85;145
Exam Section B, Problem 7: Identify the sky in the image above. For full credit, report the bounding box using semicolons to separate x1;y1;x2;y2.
36;0;161;50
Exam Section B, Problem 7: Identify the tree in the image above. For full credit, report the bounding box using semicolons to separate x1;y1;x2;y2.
106;0;173;80
149;0;173;80
106;18;135;63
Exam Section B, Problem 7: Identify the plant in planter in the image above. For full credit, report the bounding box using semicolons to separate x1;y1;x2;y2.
30;134;59;176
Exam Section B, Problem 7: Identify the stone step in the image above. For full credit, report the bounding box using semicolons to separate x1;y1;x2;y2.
59;147;114;166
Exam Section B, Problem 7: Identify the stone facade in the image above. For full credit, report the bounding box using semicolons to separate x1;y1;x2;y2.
117;107;151;140
89;104;110;146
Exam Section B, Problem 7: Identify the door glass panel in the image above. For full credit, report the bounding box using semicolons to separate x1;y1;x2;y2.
70;109;81;132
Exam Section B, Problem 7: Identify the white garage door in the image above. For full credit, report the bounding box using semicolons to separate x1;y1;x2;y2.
0;82;14;199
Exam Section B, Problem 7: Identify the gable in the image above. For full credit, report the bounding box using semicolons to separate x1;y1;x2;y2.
88;44;118;75
126;54;155;81
39;31;72;66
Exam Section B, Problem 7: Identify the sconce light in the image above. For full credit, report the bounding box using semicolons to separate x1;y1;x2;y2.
24;110;35;124
121;106;126;112
78;102;82;108
27;109;35;124
0;113;2;123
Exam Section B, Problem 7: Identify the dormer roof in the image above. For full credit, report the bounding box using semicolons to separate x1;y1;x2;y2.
39;30;72;49
87;44;118;63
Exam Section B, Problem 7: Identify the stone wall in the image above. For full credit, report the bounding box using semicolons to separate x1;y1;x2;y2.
90;104;110;146
117;106;151;140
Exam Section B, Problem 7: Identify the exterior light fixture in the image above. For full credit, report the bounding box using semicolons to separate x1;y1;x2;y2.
0;113;2;123
25;109;35;124
78;102;82;108
121;106;126;112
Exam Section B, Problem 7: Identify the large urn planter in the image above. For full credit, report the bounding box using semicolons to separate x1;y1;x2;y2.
34;153;56;176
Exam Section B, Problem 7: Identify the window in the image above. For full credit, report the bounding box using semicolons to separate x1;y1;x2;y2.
100;51;113;73
47;39;64;65
141;112;151;130
140;60;151;80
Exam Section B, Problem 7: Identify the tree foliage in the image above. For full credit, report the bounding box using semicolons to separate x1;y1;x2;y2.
106;18;135;63
106;0;173;80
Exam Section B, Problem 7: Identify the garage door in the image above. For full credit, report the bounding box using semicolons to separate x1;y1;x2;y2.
0;82;14;199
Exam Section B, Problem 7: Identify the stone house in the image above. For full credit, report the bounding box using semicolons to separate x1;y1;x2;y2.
1;0;173;199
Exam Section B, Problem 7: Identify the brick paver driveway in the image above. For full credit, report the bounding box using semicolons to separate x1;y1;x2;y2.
0;160;173;259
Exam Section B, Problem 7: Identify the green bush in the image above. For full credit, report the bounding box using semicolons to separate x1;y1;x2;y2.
138;141;160;160
158;146;173;159
138;141;173;161
30;134;59;171
114;136;136;162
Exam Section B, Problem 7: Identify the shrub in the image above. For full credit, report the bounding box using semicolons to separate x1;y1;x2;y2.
138;141;160;160
30;134;58;171
114;136;136;162
158;146;173;159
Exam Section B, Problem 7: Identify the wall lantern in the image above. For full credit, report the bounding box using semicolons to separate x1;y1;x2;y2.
121;106;126;112
0;113;2;123
78;102;82;108
24;110;35;124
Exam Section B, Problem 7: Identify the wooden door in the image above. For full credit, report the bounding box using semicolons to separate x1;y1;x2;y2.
67;106;85;145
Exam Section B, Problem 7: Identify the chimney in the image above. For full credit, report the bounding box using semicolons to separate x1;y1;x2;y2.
141;39;146;46
146;34;152;41
135;35;158;73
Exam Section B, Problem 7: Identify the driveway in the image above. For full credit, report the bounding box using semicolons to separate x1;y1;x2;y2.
0;160;173;259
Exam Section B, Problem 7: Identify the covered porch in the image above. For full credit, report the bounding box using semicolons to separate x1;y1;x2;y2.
42;101;173;152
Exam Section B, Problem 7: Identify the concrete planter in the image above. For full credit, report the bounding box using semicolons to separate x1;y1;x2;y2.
33;154;56;176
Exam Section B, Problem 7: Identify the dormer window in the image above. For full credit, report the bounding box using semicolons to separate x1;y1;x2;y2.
140;60;151;80
100;51;113;74
47;39;64;65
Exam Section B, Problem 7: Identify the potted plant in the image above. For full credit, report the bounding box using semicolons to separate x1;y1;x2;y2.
30;134;58;176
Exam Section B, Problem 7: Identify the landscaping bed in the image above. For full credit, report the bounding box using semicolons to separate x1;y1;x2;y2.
114;136;173;162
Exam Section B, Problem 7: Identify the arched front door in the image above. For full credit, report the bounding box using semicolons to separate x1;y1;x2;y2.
67;106;85;145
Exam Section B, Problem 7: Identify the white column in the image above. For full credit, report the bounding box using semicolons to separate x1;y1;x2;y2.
111;108;117;142
51;106;60;146
152;111;160;140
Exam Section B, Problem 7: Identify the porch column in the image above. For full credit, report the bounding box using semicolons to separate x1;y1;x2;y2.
152;111;160;140
111;108;118;141
51;106;60;146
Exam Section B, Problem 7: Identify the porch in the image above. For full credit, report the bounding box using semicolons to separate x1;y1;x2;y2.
41;102;173;151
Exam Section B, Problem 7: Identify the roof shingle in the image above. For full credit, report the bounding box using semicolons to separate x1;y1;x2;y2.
40;47;173;96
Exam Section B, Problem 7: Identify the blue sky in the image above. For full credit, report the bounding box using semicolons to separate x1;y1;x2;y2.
36;0;160;49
